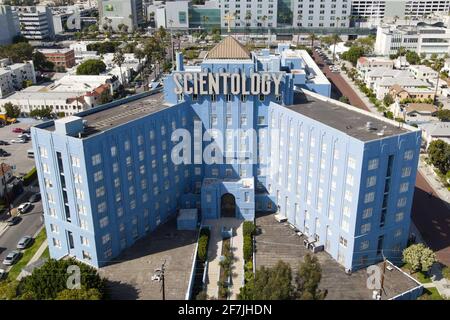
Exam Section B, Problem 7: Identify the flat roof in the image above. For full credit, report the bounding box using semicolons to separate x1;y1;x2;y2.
43;92;167;137
288;91;412;142
255;214;422;300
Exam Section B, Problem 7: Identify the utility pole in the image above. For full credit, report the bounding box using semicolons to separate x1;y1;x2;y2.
379;251;387;299
160;260;166;300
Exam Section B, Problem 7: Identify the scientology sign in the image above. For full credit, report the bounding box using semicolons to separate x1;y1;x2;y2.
173;72;284;96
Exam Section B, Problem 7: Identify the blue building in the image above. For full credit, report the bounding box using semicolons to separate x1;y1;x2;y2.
31;37;420;271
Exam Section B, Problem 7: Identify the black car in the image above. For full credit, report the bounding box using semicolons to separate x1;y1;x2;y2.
29;193;41;203
0;149;10;157
6;216;22;226
0;140;9;145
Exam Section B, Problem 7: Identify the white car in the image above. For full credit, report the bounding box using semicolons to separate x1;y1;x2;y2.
17;202;32;213
10;138;26;144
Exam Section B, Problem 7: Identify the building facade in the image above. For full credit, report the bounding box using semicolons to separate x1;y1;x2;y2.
98;0;143;32
14;6;55;40
31;37;419;273
0;5;20;45
37;48;76;70
0;59;37;98
374;23;450;56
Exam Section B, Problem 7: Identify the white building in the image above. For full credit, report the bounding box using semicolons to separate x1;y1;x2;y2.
420;122;450;146
408;65;438;82
364;68;410;89
356;56;394;79
373;76;431;99
98;0;143;33
14;6;55;40
352;0;450;27
0;5;20;45
0;59;36;98
375;24;450;57
0;74;118;117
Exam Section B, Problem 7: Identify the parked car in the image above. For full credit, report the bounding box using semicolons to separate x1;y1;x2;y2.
29;193;41;203
10;138;26;144
12;128;24;133
0;149;10;157
18;134;30;140
17;236;33;250
0;140;9;145
22;128;30;134
0;269;7;280
6;216;22;226
17;202;32;213
2;251;21;265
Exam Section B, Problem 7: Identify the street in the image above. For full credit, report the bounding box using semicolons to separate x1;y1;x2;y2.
0;201;43;269
313;46;450;267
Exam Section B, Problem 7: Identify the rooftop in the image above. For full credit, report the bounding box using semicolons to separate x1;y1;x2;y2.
255;213;423;300
43;91;166;137
288;90;412;142
421;122;450;136
205;36;251;60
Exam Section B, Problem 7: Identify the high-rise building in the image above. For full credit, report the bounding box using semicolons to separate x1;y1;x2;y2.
98;0;143;32
14;6;55;40
31;37;420;273
0;5;20;45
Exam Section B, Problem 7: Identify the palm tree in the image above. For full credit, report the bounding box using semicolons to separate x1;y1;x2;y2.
245;11;251;41
308;33;318;51
433;59;444;106
113;49;126;86
331;34;342;63
134;47;145;82
260;15;268;47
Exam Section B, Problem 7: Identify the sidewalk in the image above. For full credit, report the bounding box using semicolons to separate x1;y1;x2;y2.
16;239;48;281
230;223;244;300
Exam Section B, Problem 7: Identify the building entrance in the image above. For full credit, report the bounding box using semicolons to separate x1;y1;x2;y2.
221;193;236;218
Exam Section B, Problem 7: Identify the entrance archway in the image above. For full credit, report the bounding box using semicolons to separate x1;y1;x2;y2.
221;193;236;218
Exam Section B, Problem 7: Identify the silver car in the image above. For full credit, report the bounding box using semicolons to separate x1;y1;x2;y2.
2;251;21;265
17;236;33;250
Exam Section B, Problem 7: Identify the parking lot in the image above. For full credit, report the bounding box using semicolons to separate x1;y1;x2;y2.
0;119;42;175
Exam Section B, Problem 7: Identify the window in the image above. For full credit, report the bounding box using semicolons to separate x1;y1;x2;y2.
368;158;379;170
362;208;373;219
99;216;109;228
96;186;105;197
346;174;354;186
344;190;353;202
364;192;375;204
71;156;80;167
366;176;376;188
98;202;107;213
395;212;404;222
53;238;62;248
397;197;407;208
82;250;91;261
348;157;356;169
92;154;102;166
50;224;59;233
75;189;84;200
39;146;48;158
361;223;371;234
43;163;50;174
81;236;89;246
360;240;369;251
341;219;349;233
404;150;414;161
111;146;117;157
102;233;111;245
124;140;130;150
401;167;412;177
395;229;402;238
339;236;348;248
73;174;82;184
399;182;409;193
94;171;103;182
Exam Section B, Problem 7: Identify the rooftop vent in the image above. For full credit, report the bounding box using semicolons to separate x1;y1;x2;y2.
366;121;377;131
377;126;387;136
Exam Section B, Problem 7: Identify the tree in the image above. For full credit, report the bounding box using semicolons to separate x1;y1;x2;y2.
76;59;107;75
113;50;126;85
339;96;350;104
295;254;327;300
331;34;342;63
403;244;437;273
383;93;394;107
0;280;19;300
341;46;366;65
238;260;293;300
405;51;421;65
19;258;105;300
32;51;54;72
428;139;450;174
3;102;21;118
307;33;318;51
437;109;450;122
55;287;102;300
30;106;53;119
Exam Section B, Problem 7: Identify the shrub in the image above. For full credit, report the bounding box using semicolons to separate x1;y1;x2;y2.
197;228;210;262
243;221;256;237
442;266;450;280
22;167;37;186
243;235;253;262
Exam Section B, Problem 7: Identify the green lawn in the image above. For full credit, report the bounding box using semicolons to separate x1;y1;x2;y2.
401;264;432;284
418;288;444;300
7;228;47;280
40;247;50;260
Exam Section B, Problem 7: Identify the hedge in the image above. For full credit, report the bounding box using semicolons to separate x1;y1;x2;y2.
23;167;37;186
243;221;256;262
197;228;210;262
243;221;256;237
